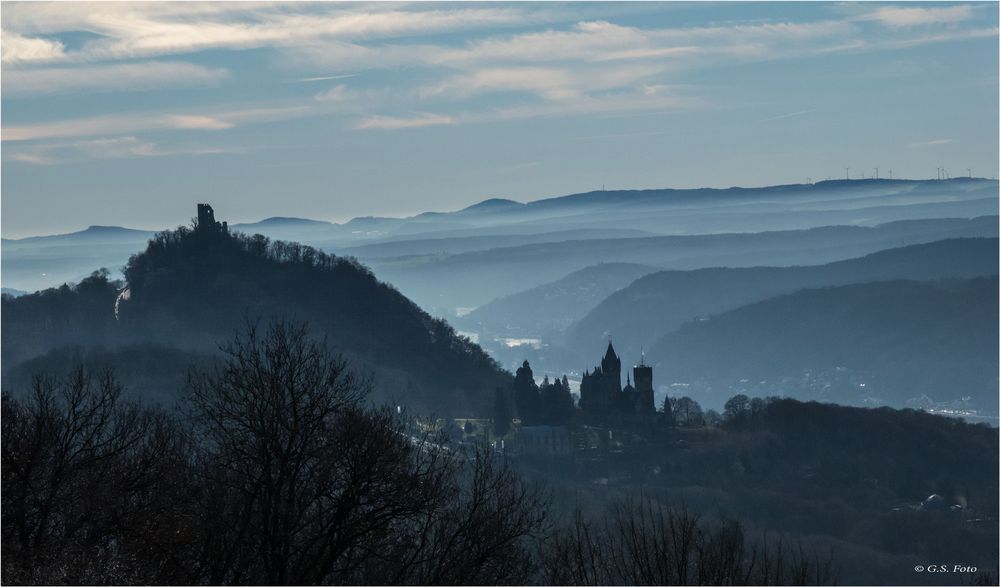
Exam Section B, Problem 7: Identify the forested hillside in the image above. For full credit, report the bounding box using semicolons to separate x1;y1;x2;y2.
569;238;999;362
1;226;509;414
648;277;999;412
463;262;657;336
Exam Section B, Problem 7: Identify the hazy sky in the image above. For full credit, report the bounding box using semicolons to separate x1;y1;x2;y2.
2;1;998;237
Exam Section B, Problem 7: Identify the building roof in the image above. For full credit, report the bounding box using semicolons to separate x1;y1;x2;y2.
604;340;618;361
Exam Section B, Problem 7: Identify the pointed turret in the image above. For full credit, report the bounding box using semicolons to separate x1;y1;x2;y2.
604;340;617;362
601;339;621;373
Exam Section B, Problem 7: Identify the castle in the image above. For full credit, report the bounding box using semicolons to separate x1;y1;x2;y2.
580;341;655;418
196;204;228;234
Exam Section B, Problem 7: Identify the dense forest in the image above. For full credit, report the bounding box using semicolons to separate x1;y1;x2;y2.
1;225;509;415
516;395;999;585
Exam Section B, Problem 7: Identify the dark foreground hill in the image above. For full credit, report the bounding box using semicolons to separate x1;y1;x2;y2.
520;396;999;586
1;225;509;415
569;237;999;362
648;277;999;414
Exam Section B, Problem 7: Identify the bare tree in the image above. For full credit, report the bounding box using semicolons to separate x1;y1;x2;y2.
183;319;549;585
539;497;837;586
0;318;549;586
366;446;549;585
1;368;188;585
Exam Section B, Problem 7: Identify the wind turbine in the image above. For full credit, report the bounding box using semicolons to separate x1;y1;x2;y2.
845;167;850;180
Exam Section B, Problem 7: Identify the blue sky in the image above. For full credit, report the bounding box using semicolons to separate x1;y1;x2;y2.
1;1;997;237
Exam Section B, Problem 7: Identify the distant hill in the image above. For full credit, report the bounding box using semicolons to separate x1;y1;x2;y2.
233;216;333;227
1;227;509;415
1;225;157;292
648;277;999;414
370;216;999;313
461;262;658;338
4;178;995;295
456;198;524;213
568;238;1000;363
337;228;654;260
1;225;154;250
0;288;29;297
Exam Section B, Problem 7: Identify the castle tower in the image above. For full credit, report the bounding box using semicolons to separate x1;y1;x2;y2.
633;358;655;414
197;204;217;231
581;341;626;420
601;340;622;394
196;204;227;234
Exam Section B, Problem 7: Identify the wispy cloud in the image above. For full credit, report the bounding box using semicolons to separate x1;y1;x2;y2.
864;5;974;28
0;4;527;64
355;113;456;130
62;136;159;159
5;135;256;165
161;115;233;131
2;61;229;97
2;105;309;142
758;109;816;123
2;2;996;140
419;63;666;102
907;138;956;148
314;85;354;103
1;30;66;63
7;152;55;165
292;73;358;83
358;85;696;132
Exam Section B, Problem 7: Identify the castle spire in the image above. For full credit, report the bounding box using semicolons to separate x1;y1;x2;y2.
604;338;617;361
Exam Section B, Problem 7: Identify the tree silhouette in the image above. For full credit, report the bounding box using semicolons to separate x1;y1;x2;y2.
540;498;837;585
513;361;541;425
671;396;704;427
540;376;574;425
183;319;547;584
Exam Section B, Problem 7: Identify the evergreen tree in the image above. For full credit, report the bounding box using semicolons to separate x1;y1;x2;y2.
540;375;575;425
513;361;541;425
661;394;675;427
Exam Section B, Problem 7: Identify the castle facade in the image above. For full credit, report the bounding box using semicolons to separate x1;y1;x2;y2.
580;341;655;419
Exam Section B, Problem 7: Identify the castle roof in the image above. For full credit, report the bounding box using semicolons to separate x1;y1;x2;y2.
604;340;618;362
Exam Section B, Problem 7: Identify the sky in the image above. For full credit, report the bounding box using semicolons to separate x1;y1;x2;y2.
1;1;998;238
